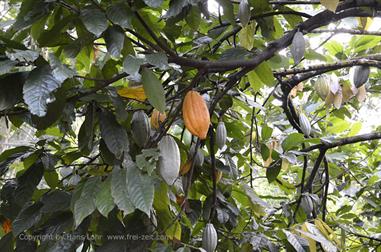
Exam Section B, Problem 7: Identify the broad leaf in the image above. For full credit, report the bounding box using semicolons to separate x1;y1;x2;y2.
321;0;339;12
99;110;129;160
13;202;43;235
95;177;115;217
104;26;125;58
23;65;62;117
80;6;108;37
73;177;100;227
141;67;166;112
126;165;155;216
111;167;135;214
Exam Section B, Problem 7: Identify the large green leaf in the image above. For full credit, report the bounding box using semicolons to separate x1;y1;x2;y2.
14;162;44;206
106;3;132;29
99;110;129;160
126;165;154;216
141;67;166;113
0;72;27;111
95;176;115;217
73;177;100;228
13;202;43;235
104;26;125;58
23;65;62;117
80;6;108;37
111;167;135;214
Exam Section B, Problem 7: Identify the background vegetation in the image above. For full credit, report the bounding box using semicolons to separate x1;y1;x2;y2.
0;0;381;251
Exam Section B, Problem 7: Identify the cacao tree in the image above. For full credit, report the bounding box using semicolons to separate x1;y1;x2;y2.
0;0;381;251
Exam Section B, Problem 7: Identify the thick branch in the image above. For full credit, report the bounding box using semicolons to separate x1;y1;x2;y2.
301;132;381;153
311;28;381;36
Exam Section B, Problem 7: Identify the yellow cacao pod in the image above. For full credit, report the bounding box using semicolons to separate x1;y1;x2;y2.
150;109;167;129
182;91;210;139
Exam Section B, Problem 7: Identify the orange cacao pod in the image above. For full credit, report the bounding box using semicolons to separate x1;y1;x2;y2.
150;109;167;129
180;159;192;175
182;91;210;139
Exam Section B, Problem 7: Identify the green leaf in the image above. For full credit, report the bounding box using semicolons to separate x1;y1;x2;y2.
49;53;75;83
143;0;164;8
261;125;273;141
106;3;133;28
123;55;145;80
41;190;71;213
126;165;155;216
266;161;281;183
23;65;62;117
0;60;17;75
95;177;115;217
283;230;305;252
165;0;190;19
254;62;275;86
105;26;125;58
73;177;100;228
0;72;26;111
141;67;166;112
99;110;129;160
80;6;108;37
78;105;95;154
106;3;132;29
6;49;39;62
247;70;264;92
13;202;43;235
111;167;135;214
238;24;255;50
145;53;168;70
14;162;44;206
282;133;305;151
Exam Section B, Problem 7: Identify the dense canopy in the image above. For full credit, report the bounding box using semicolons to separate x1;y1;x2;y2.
0;0;381;251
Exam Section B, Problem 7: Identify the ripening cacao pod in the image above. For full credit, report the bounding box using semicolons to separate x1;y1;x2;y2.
158;136;180;185
299;113;311;136
215;170;223;183
202;223;218;252
180;159;192;176
216;122;227;149
131;110;151;147
182;91;210;139
150;109;167;129
314;76;330;99
353;65;370;88
190;145;204;167
290;31;305;64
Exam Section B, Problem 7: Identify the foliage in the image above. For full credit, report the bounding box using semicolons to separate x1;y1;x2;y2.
0;0;381;251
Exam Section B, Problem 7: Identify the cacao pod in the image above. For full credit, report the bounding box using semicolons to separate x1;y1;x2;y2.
190;145;204;167
180;159;192;176
202;223;218;252
150;109;167;129
299;113;311;136
158;135;180;185
301;194;314;216
314;76;330;99
290;31;305;64
131;110;151;147
238;0;250;27
216;121;227;149
353;65;370;88
182;91;210;139
215;170;222;183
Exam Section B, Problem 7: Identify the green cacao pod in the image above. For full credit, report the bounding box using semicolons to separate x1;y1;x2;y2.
238;0;250;27
290;31;305;64
299;113;311;136
314;75;330;99
202;223;218;252
301;194;314;216
158;135;180;185
131;110;151;147
216;122;227;149
353;65;370;88
190;144;204;167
